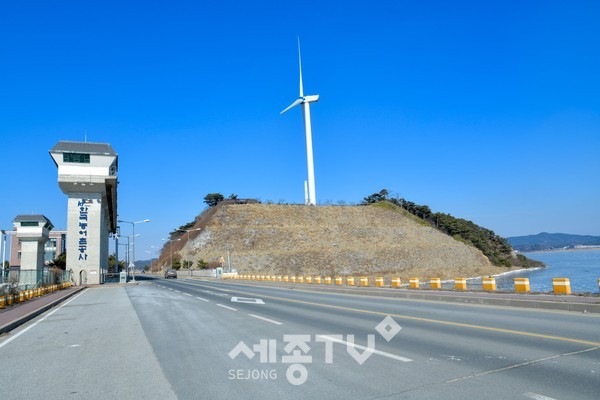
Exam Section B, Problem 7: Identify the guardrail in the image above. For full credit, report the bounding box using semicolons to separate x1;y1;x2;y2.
225;274;599;295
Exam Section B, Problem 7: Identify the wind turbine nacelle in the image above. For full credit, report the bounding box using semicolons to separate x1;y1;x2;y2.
303;94;319;103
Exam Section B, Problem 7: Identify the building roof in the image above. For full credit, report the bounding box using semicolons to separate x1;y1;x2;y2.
13;214;54;230
49;141;117;156
13;214;52;223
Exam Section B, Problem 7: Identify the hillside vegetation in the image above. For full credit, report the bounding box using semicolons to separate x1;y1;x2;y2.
361;190;541;269
157;201;529;281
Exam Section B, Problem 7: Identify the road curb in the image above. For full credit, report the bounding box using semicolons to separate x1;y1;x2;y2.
0;287;86;335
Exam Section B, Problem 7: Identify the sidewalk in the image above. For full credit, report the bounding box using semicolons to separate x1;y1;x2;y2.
0;286;86;335
0;286;177;400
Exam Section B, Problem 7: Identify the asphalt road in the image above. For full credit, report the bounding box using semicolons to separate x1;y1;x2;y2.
1;277;599;399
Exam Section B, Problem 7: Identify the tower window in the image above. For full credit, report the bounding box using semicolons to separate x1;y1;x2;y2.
63;153;90;163
20;221;39;227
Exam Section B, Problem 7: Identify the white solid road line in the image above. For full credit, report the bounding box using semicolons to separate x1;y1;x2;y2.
248;314;283;325
0;290;87;350
216;304;238;311
316;335;413;363
196;297;209;302
523;392;559;400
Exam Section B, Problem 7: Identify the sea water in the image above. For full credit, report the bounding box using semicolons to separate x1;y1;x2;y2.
494;249;600;293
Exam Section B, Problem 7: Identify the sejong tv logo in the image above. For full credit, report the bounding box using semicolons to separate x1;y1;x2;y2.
228;315;406;385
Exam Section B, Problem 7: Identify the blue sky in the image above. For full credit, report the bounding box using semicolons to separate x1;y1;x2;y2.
1;1;599;261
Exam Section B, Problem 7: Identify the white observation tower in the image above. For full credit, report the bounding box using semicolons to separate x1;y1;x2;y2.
50;141;118;285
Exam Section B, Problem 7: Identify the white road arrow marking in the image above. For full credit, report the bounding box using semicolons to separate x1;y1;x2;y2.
231;297;265;305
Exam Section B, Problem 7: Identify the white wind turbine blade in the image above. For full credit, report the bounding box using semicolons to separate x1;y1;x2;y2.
298;37;304;97
280;98;303;115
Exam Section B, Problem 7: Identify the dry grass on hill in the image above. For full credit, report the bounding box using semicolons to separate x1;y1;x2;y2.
161;203;515;281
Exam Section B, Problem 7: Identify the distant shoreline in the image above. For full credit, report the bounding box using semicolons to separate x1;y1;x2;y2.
522;247;600;254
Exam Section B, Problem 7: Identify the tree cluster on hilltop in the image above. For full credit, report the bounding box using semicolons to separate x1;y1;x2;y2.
362;189;541;268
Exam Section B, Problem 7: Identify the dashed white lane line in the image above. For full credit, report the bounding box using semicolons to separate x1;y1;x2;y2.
184;293;192;297
248;314;283;325
217;304;238;311
196;297;209;302
174;290;181;293
523;393;558;400
316;335;413;363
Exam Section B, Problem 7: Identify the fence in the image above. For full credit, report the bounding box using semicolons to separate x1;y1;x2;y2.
0;268;70;296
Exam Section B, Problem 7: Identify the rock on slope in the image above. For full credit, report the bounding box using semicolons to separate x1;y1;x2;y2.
177;203;512;280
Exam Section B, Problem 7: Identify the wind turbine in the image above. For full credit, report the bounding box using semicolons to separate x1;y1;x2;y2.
281;38;319;206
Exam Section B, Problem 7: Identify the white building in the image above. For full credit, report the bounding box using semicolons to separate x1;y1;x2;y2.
50;141;118;285
12;214;53;288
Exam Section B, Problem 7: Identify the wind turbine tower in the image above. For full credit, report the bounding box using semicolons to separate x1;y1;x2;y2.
281;38;319;206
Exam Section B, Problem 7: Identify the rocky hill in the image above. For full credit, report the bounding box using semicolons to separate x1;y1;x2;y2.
158;202;521;281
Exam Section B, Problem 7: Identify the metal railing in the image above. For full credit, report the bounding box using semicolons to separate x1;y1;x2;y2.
0;268;69;295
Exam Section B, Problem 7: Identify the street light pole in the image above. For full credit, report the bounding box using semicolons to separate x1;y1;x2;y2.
118;219;150;282
1;230;5;280
182;228;201;277
118;242;129;269
162;238;181;270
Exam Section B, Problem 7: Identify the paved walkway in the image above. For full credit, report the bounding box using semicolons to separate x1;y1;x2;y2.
0;286;85;334
0;286;177;400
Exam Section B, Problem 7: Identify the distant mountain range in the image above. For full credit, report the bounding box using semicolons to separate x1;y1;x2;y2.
133;258;156;270
507;232;600;252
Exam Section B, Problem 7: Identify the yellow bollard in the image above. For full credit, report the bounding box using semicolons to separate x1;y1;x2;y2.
514;277;531;293
553;278;571;295
391;277;401;288
430;278;441;289
409;277;419;289
305;276;313;284
283;275;289;283
346;277;355;286
0;295;6;309
314;276;322;284
290;276;296;283
7;294;13;306
277;276;283;282
359;277;369;287
251;275;256;280
325;276;332;284
297;276;304;284
482;277;497;291
335;276;343;285
375;277;384;287
455;278;467;290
